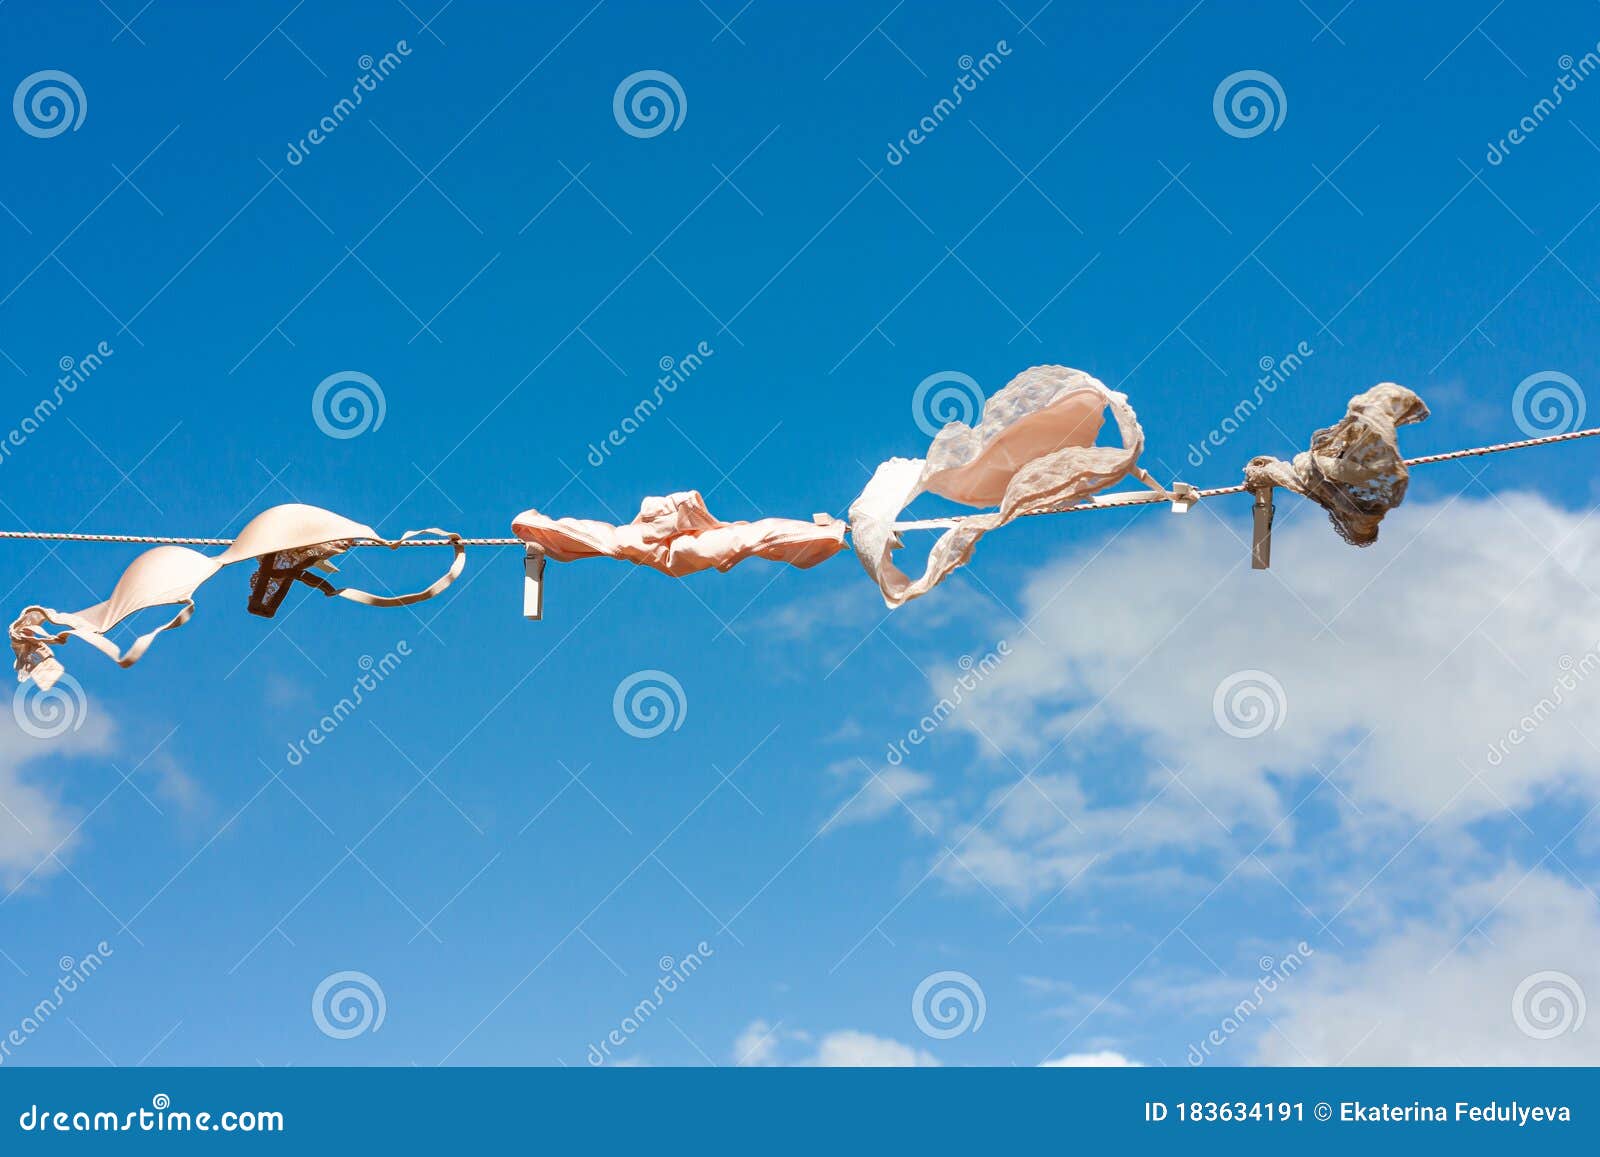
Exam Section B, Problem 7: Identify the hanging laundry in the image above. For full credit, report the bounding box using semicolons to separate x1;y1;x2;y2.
1243;384;1429;547
7;365;1566;695
10;504;463;689
512;490;847;577
849;365;1166;607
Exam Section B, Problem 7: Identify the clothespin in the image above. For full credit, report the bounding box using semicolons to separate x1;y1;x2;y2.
1169;482;1199;514
1250;487;1275;570
523;546;546;620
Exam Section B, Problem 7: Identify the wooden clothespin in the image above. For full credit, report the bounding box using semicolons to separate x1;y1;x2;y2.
1250;487;1275;570
523;546;546;620
1169;482;1198;514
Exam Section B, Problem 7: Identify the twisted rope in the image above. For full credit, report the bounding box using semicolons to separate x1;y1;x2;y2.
1;426;1595;545
895;424;1600;528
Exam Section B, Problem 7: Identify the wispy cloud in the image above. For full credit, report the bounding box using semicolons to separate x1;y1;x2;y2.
733;1019;940;1066
0;711;117;884
837;493;1600;901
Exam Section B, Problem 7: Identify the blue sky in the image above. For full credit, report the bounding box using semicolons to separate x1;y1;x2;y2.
3;0;1600;1068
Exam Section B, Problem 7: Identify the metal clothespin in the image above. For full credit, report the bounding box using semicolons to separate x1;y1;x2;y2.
1169;482;1199;514
523;546;546;620
1251;487;1276;570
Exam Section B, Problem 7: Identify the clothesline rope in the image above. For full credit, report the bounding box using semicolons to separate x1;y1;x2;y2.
1;424;1595;546
897;421;1600;528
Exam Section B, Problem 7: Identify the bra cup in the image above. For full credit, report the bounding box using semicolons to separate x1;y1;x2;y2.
13;505;462;687
848;367;1151;608
218;503;380;563
92;546;221;629
926;391;1108;507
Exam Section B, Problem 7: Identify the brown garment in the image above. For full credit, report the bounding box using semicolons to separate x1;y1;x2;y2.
1244;384;1429;546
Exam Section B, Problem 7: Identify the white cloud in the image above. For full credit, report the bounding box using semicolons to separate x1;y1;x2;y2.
733;1018;783;1066
0;707;116;885
734;1019;940;1067
883;493;1600;900
1040;1050;1141;1066
2;700;197;887
780;491;1600;1067
974;491;1600;812
811;1029;941;1067
1255;868;1600;1065
820;759;939;832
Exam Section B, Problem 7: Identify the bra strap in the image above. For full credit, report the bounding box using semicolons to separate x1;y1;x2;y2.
294;530;466;608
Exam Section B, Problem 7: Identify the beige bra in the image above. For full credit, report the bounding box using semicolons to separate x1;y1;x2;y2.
848;365;1166;607
11;503;463;690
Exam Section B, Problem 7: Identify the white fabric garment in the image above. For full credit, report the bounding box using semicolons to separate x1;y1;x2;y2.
849;365;1163;607
11;504;463;689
